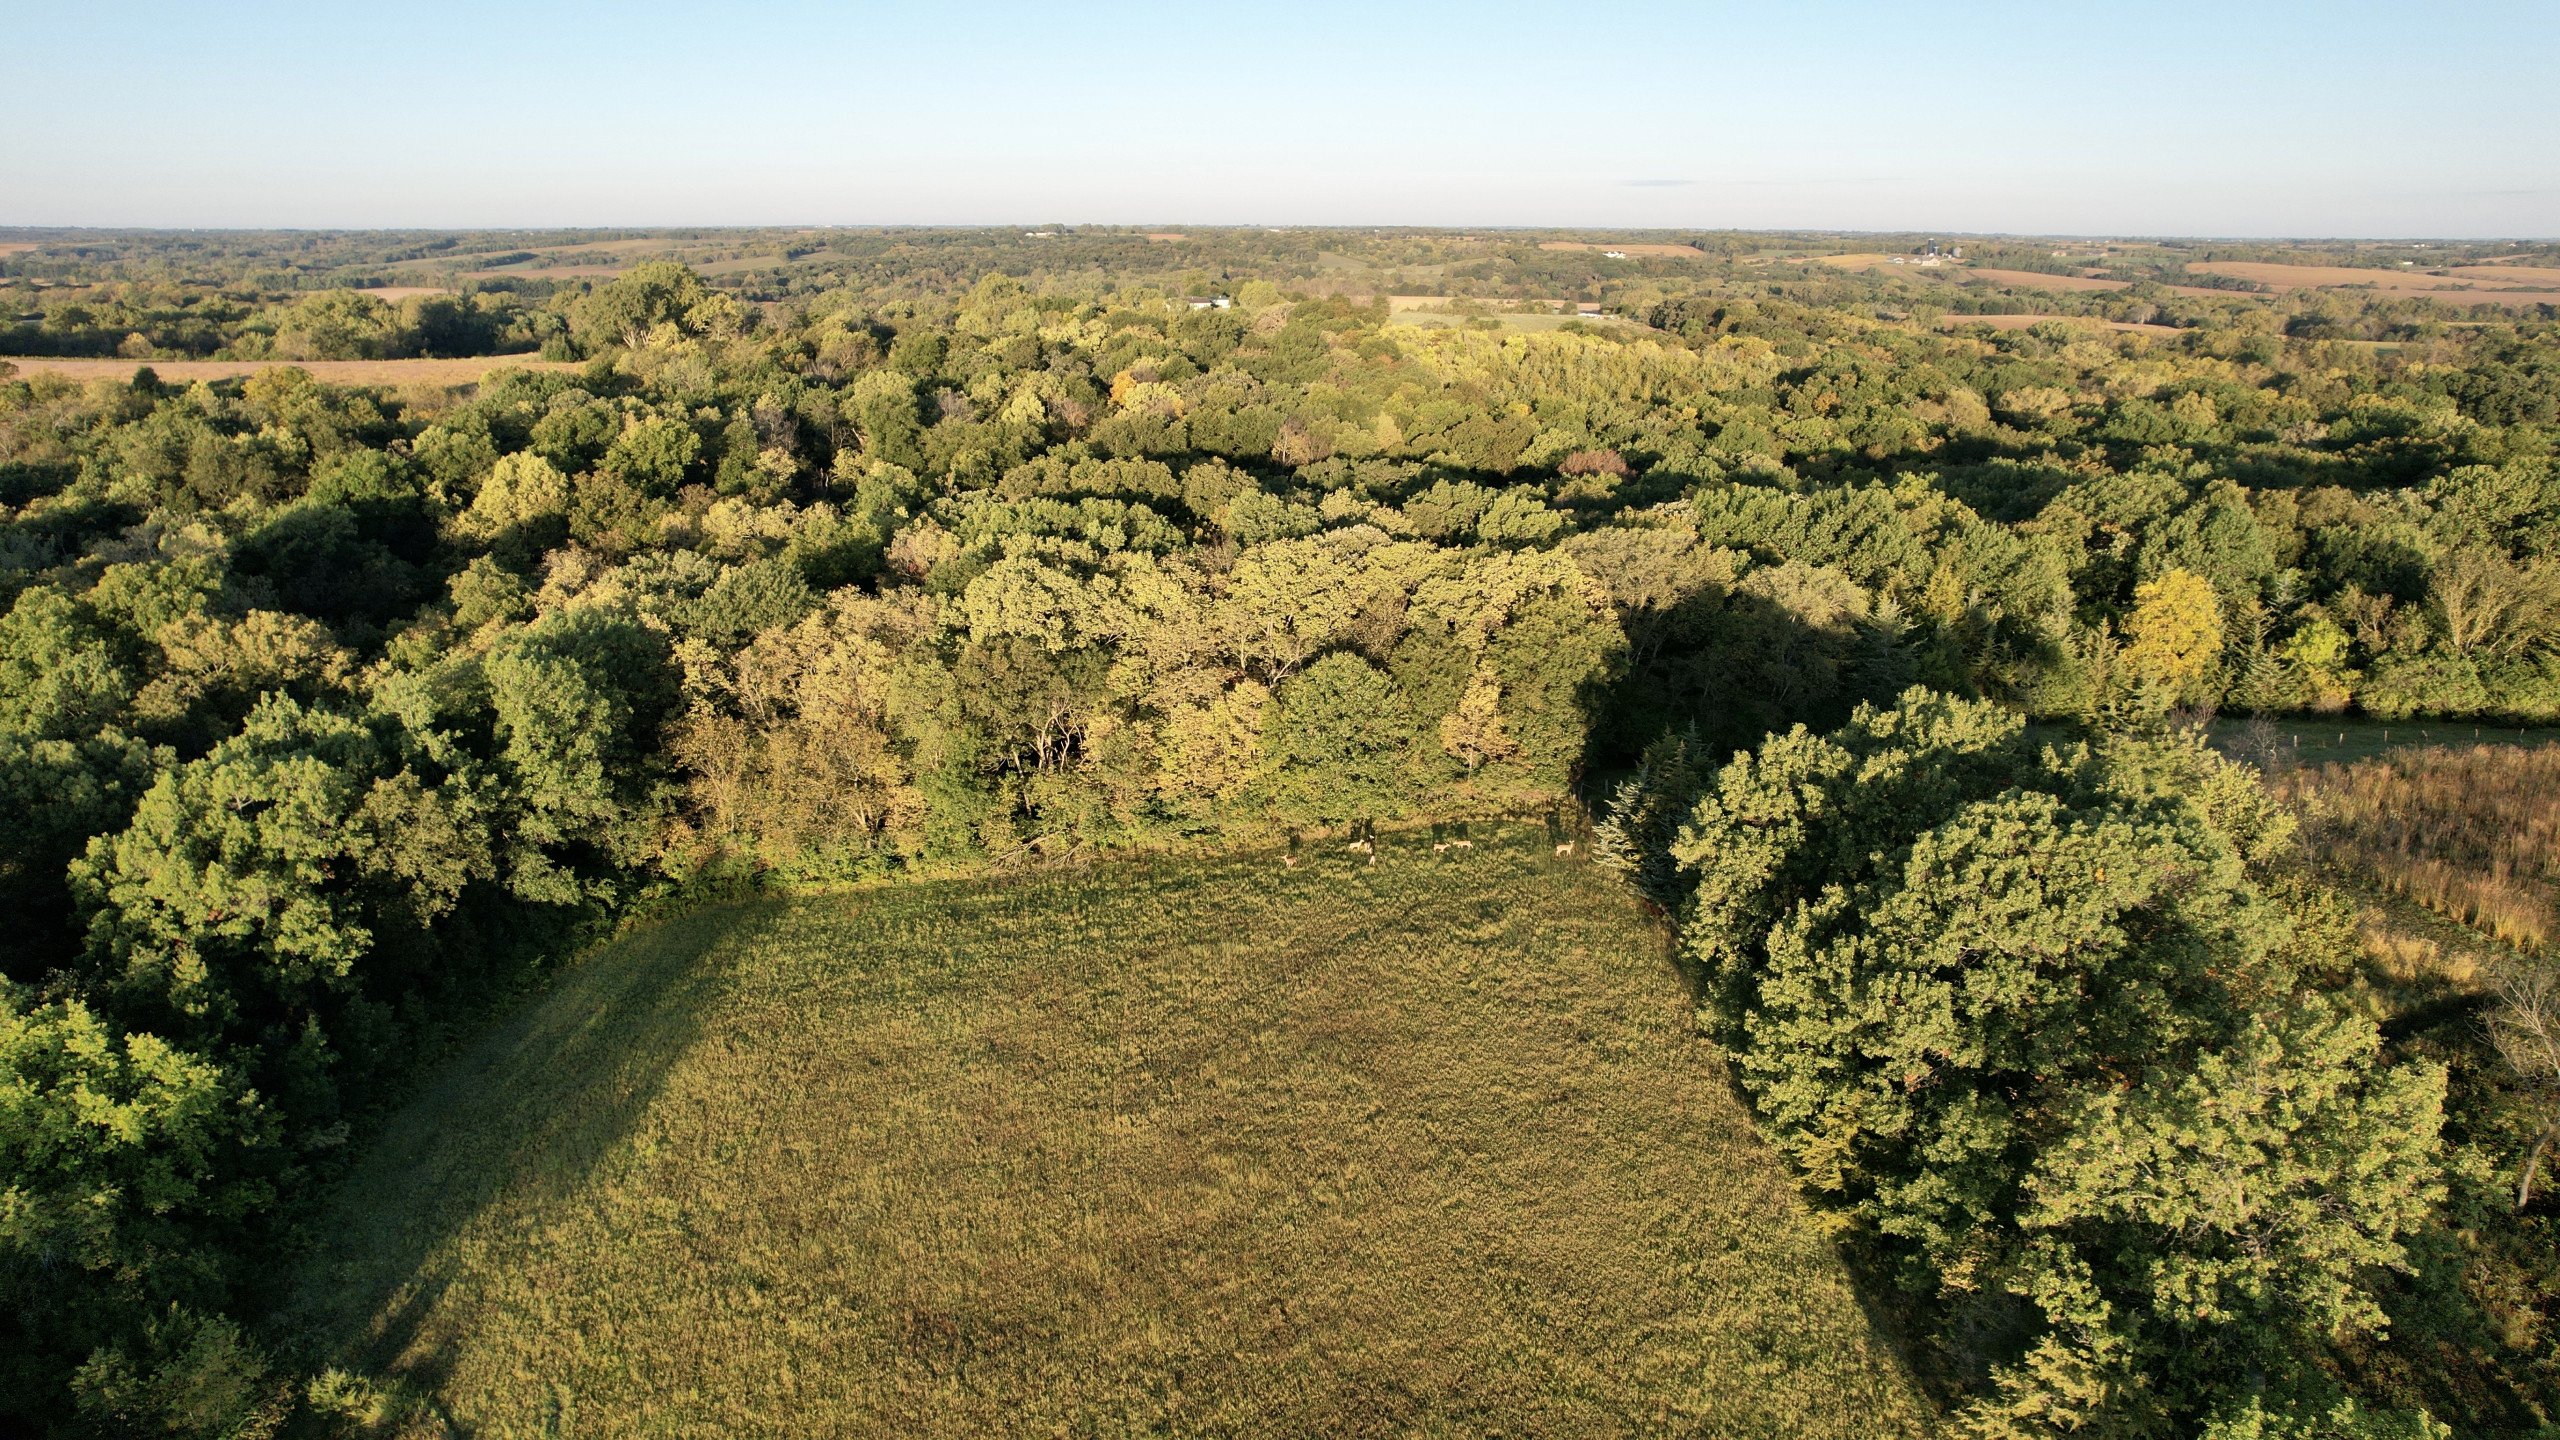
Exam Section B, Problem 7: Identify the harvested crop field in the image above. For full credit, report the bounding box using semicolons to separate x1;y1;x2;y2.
2440;264;2560;286
1963;267;2130;292
0;355;579;384
2186;261;2560;298
283;832;1932;1439
1539;241;1706;258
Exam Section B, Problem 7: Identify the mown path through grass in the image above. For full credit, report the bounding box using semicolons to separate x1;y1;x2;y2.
284;826;1932;1438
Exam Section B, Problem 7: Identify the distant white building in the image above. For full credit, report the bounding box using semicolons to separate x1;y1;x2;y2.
1603;250;1629;259
1185;296;1232;310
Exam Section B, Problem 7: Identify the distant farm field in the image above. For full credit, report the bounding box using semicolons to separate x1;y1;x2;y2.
1962;267;2129;292
2191;261;2490;291
0;355;579;384
1538;241;1707;258
459;262;632;278
2455;262;2560;285
2186;262;2560;305
284;832;1931;1439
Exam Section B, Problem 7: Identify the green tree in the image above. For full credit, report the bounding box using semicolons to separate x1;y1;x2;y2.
483;608;677;900
0;987;278;1434
1258;652;1410;823
1658;691;2446;1434
567;263;714;351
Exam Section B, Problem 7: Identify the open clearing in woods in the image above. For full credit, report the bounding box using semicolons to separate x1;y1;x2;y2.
283;830;1931;1439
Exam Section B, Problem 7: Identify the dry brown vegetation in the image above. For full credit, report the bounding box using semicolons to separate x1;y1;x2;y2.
2281;744;2560;952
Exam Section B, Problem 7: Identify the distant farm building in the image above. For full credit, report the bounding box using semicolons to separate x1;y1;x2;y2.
1185;296;1233;310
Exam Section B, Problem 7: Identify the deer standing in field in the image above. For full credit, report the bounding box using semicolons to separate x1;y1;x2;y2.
1282;853;1299;870
1554;841;1575;857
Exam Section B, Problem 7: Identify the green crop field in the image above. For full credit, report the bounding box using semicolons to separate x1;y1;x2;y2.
281;828;1932;1438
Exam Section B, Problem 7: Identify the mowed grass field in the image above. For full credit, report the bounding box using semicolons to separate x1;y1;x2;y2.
283;829;1933;1439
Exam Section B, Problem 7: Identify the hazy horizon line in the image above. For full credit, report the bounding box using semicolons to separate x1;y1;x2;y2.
4;223;2555;244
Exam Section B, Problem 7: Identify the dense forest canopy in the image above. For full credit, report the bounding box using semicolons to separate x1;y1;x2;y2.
3;228;2557;1436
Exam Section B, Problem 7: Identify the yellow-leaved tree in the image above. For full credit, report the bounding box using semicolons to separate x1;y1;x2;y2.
2121;568;2226;708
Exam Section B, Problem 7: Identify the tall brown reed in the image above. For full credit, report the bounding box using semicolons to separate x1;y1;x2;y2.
2278;744;2560;953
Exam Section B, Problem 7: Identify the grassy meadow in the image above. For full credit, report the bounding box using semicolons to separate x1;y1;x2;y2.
283;828;1931;1439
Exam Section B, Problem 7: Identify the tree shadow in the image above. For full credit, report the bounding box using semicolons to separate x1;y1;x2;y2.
1626;887;1962;1419
1577;578;1895;790
269;901;785;1413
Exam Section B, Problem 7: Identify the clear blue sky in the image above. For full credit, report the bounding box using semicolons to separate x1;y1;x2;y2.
7;0;2554;236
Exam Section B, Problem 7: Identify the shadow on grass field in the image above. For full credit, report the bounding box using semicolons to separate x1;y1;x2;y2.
2211;714;2560;768
281;826;1933;1438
